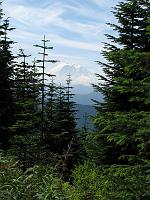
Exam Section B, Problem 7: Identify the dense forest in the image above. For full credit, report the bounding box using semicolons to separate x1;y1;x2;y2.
0;0;150;199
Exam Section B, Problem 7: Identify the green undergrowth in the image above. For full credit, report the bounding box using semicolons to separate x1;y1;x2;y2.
0;152;150;200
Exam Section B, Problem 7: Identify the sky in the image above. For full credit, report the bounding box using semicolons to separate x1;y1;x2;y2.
2;0;120;85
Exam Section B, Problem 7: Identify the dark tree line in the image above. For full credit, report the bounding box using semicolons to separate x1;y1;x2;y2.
0;3;78;172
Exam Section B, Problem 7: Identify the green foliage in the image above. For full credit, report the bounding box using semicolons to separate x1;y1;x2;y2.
92;0;150;166
108;0;150;50
0;152;67;200
86;111;149;164
10;49;41;166
44;76;79;173
1;153;149;200
68;162;150;200
35;174;67;200
93;0;150;112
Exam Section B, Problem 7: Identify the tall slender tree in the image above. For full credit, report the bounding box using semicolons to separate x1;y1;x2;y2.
54;75;78;172
34;35;57;140
11;49;41;166
0;14;15;149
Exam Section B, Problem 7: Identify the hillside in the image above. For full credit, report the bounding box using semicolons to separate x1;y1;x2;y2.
75;104;96;129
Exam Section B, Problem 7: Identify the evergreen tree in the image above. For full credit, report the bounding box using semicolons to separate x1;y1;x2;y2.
44;75;79;172
106;0;150;51
11;49;40;166
93;0;150;112
89;0;150;165
0;13;15;149
33;35;57;141
61;74;78;171
42;77;59;164
46;77;57;123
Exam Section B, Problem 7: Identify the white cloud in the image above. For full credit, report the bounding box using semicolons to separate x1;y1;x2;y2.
4;4;64;26
48;34;101;52
2;0;114;76
9;29;102;52
3;0;109;56
3;0;107;39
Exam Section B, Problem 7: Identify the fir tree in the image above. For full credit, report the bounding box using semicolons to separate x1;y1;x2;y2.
0;14;15;149
33;35;57;141
11;49;40;166
44;75;79;172
90;0;150;165
58;75;78;172
93;0;150;112
106;0;150;51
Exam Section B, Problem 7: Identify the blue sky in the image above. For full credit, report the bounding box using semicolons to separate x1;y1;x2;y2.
2;0;120;85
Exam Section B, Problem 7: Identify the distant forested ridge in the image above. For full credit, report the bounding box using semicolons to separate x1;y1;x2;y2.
0;1;150;199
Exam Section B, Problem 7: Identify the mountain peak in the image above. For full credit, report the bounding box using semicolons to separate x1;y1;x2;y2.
48;62;94;85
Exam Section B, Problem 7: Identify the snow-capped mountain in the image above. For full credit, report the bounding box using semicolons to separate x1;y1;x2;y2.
46;62;103;106
47;62;94;86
